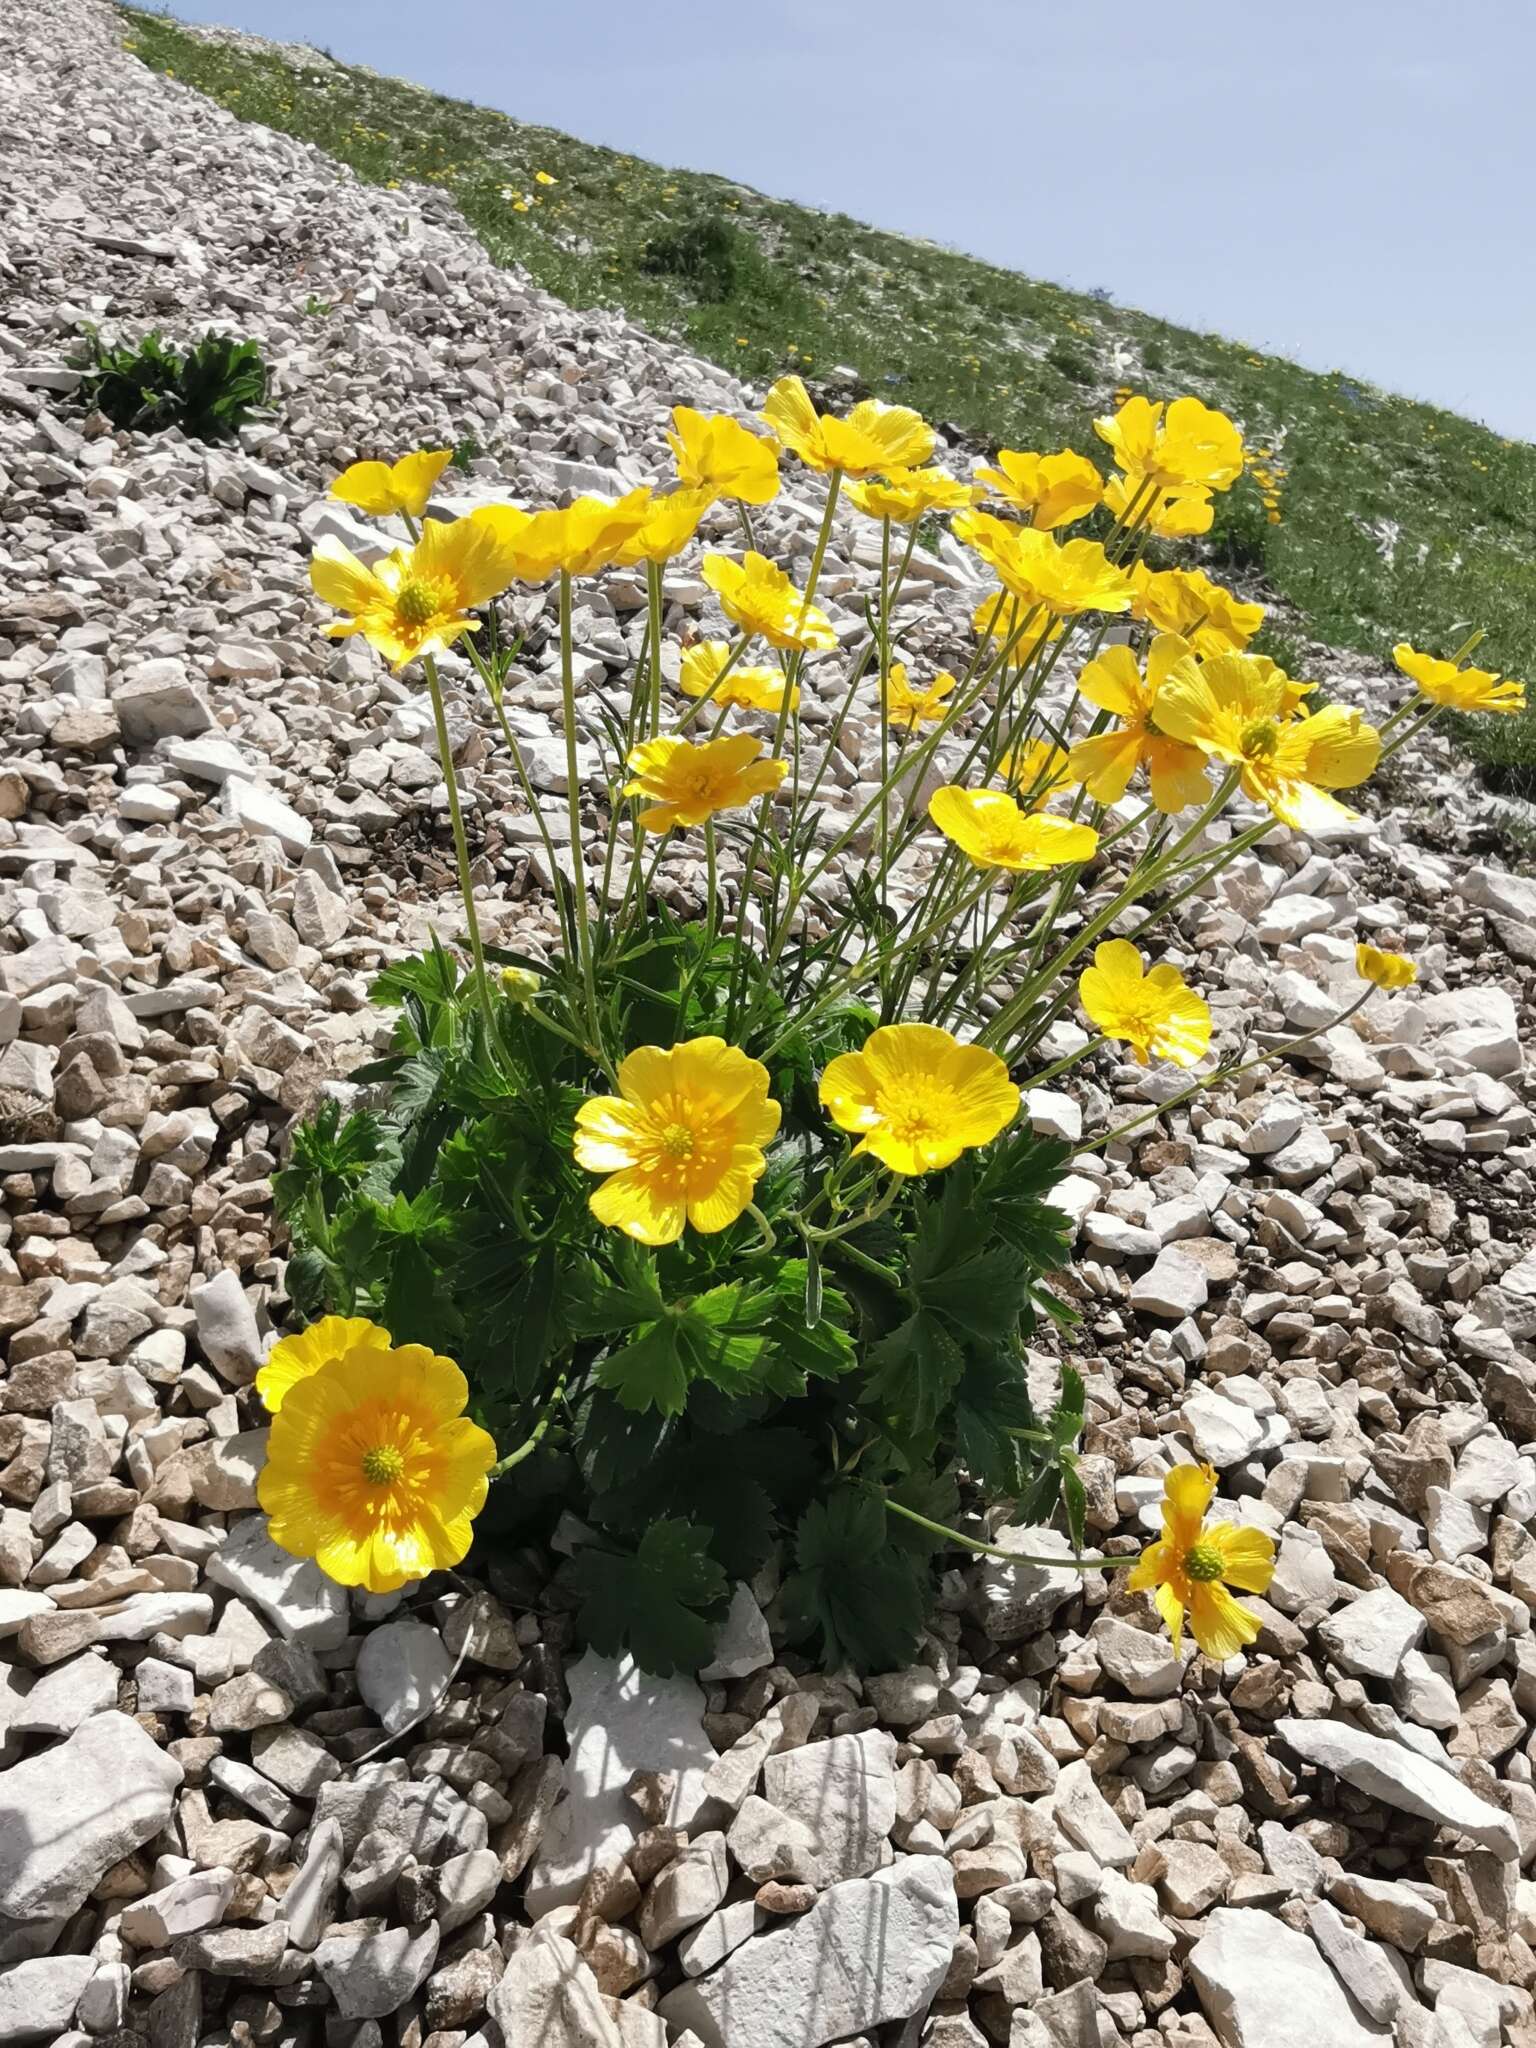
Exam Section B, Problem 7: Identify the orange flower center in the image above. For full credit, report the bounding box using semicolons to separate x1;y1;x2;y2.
395;575;452;627
1184;1541;1223;1583
877;1075;958;1147
659;1122;696;1161
361;1445;407;1485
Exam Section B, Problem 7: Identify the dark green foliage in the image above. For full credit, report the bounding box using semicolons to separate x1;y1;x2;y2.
74;327;268;440
639;219;747;300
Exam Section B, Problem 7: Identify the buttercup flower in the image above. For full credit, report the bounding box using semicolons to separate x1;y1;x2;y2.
1393;643;1526;715
1000;737;1072;805
761;374;934;477
614;488;712;566
477;489;654;580
702;551;837;652
259;1339;497;1593
330;448;452;521
819;1022;1019;1175
955;513;1134;617
1126;1463;1275;1659
1129;564;1264;656
973;449;1103;530
1155;651;1382;832
1095;395;1245;493
1068;636;1212;814
1079;940;1211;1066
1103;471;1213;538
1356;942;1417;990
666;407;780;505
883;663;956;731
930;787;1100;872
573;1038;781;1244
845;468;977;523
257;1315;392;1415
972;589;1064;651
623;733;787;831
310;511;522;670
679;641;797;714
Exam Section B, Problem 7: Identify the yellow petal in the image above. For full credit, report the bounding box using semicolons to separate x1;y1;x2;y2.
1188;1580;1261;1660
1206;1522;1278;1596
1162;1462;1216;1550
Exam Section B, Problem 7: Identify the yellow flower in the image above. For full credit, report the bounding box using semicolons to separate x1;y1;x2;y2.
573;1038;781;1245
534;169;557;185
973;449;1103;530
1068;636;1212;814
761;374;934;477
1079;940;1211;1067
613;488;712;567
1155;651;1382;832
844;468;978;523
258;1338;497;1593
1356;942;1417;990
999;737;1072;805
477;489;654;581
1126;1463;1275;1659
257;1316;392;1415
702;551;837;652
1392;643;1526;715
623;733;787;831
971;589;1064;651
954;513;1134;617
929;787;1100;872
679;641;797;714
1128;563;1264;657
819;1022;1019;1176
1094;395;1245;493
883;663;956;731
666;408;781;506
330;449;453;521
1102;471;1214;538
309;512;522;671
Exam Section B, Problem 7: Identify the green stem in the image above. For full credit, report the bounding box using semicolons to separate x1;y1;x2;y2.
421;653;495;1042
489;1375;567;1478
557;571;597;1027
646;559;665;737
884;1496;1122;1569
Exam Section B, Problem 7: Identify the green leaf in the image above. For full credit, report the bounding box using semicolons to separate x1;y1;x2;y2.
571;1518;728;1676
1060;1455;1088;1554
781;1487;926;1671
865;1307;965;1436
951;1345;1035;1497
595;1321;690;1417
1050;1363;1087;1449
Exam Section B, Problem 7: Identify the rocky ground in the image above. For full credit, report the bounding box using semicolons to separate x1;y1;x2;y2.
4;3;1536;2047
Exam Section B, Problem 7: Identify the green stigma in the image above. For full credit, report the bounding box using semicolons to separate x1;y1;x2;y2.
1184;1541;1223;1583
1239;719;1278;759
361;1445;406;1485
394;579;442;627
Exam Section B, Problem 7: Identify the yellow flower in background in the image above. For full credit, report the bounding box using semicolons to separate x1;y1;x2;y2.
702;551;837;652
929;787;1100;872
1356;942;1417;990
971;589;1065;651
1155;651;1382;832
679;641;797;714
534;169;557;185
1103;471;1214;538
666;408;781;506
1392;643;1526;715
973;448;1103;530
573;1038;781;1244
761;374;934;476
1095;394;1245;492
1126;1463;1275;1659
623;732;787;831
257;1315;392;1415
309;511;522;670
477;488;654;580
1000;737;1072;805
1129;563;1264;657
845;468;977;523
614;488;713;566
883;663;956;731
258;1339;497;1593
330;448;453;521
1069;635;1212;814
818;1021;1019;1176
955;512;1134;617
1079;940;1211;1066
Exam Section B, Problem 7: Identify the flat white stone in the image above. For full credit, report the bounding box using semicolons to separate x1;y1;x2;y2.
1188;1906;1392;2048
1276;1717;1519;1860
206;1515;349;1650
355;1617;452;1735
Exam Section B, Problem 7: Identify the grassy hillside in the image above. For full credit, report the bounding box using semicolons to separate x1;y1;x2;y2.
122;7;1536;788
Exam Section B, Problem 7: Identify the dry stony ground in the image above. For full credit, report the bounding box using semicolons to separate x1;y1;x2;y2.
3;3;1536;2047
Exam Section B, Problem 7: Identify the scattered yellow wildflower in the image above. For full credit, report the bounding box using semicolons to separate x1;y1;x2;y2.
1393;643;1526;715
1129;563;1264;657
761;374;934;477
1102;471;1214;538
883;664;956;731
1079;940;1211;1066
929;787;1100;872
844;468;977;523
973;449;1103;530
613;488;712;567
1000;737;1072;805
309;512;521;671
573;1038;781;1245
477;489;654;581
330;449;452;521
1068;636;1212;814
954;513;1134;617
623;733;787;832
666;408;781;506
257;1315;392;1416
818;1022;1019;1176
679;641;797;714
534;169;557;185
1095;394;1245;492
1126;1463;1276;1659
1356;943;1417;990
702;551;837;653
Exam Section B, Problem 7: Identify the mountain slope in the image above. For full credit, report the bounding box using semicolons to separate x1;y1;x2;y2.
122;6;1536;787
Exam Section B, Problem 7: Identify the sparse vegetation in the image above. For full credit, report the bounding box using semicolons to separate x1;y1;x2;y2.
74;323;268;439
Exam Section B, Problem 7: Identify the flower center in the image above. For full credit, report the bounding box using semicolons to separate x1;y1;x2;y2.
880;1077;955;1145
361;1445;406;1485
395;576;450;627
659;1121;696;1161
1184;1541;1223;1583
1239;719;1279;759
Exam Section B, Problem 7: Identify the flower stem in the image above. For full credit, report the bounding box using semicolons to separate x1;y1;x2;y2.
557;571;597;1027
421;653;495;1042
489;1375;567;1479
883;1496;1123;1569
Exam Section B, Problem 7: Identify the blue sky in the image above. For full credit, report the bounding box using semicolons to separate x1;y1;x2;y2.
166;0;1535;441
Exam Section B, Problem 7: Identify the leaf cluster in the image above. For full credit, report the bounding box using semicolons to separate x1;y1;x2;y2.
74;327;269;440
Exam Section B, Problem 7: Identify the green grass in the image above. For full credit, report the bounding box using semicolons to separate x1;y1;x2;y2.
121;7;1536;782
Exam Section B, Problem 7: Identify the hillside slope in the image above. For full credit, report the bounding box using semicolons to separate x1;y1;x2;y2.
123;6;1536;788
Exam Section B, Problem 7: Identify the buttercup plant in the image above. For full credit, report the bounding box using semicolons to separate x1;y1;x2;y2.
265;385;1521;1674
